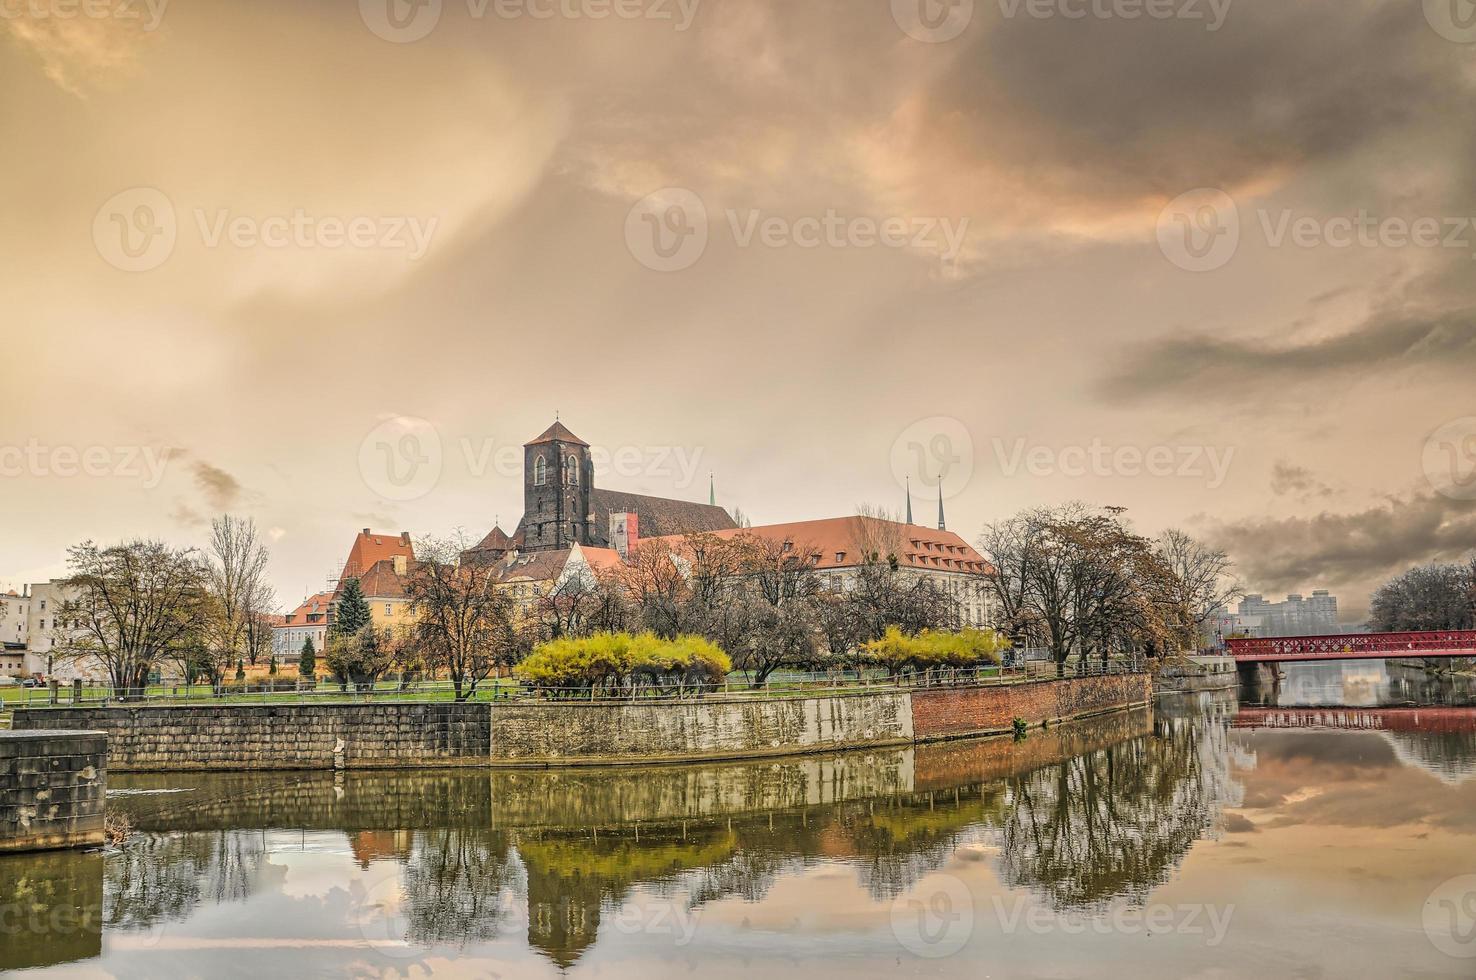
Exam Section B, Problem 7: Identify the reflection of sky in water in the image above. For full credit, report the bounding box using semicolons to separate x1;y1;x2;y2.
4;688;1475;979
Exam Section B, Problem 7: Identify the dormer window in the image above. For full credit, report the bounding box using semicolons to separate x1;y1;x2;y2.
534;454;548;486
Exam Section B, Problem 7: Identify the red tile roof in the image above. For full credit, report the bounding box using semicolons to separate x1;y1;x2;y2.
341;529;414;584
644;516;993;575
358;558;412;600
282;591;336;625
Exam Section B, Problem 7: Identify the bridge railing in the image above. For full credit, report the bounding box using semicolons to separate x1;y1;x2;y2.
1226;629;1476;659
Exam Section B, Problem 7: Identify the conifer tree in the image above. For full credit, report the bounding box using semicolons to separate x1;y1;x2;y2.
299;636;317;679
334;578;372;636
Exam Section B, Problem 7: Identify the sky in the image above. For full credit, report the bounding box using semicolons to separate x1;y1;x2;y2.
2;0;1474;619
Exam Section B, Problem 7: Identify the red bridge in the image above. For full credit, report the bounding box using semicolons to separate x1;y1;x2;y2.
1227;630;1476;664
1233;706;1476;734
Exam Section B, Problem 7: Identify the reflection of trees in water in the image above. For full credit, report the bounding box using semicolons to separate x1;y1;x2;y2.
80;709;1242;968
104;830;274;931
401;829;520;947
996;713;1238;911
514;827;737;969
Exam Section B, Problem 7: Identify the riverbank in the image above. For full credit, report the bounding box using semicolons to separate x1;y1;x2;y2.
12;673;1151;771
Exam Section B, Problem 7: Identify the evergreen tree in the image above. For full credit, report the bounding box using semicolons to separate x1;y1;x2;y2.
335;578;373;636
268;656;278;676
234;659;245;682
299;636;316;679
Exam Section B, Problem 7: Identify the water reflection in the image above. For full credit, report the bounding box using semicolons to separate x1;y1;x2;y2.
5;681;1476;977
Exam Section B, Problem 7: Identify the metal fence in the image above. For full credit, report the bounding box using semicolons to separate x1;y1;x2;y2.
10;657;1146;709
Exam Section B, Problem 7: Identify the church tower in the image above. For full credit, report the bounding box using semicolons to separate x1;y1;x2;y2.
522;421;594;552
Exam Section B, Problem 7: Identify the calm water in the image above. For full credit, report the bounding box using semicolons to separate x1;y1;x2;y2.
4;662;1476;978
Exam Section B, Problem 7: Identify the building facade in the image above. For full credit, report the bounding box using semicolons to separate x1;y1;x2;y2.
1235;591;1340;636
1;589;30;677
273;591;334;664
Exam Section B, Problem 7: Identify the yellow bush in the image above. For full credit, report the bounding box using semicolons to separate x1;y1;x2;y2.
516;632;733;692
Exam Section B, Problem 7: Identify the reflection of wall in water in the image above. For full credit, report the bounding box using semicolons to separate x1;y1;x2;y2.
0;849;103;971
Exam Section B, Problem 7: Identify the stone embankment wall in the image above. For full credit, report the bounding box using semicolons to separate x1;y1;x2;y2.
0;730;106;852
14;674;1151;771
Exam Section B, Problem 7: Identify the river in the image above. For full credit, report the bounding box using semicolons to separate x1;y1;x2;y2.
3;662;1475;977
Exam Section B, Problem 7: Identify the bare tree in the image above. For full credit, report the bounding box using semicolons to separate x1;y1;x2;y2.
203;516;273;686
58;539;208;695
1154;529;1240;647
408;534;520;700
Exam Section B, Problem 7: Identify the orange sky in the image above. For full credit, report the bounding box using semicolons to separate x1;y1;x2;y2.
3;0;1474;613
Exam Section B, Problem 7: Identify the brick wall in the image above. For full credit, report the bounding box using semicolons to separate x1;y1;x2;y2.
910;674;1153;741
14;703;490;771
0;731;106;852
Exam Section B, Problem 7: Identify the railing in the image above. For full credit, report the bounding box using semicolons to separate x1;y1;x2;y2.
1227;629;1476;661
10;657;1146;709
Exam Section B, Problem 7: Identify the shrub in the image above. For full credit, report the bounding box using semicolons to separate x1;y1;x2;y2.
516;632;732;695
862;626;1010;677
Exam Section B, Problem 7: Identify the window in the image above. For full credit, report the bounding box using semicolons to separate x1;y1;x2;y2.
533;454;548;485
566;455;579;485
385;604;392;616
836;552;846;563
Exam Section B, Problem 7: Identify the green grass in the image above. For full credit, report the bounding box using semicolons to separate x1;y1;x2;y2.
8;666;1029;709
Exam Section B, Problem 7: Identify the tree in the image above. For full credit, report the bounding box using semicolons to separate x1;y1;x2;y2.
1370;560;1476;632
407;535;521;701
334;578;373;637
1153;529;1240;648
978;504;1197;676
203;516;274;686
58;539;208;695
325;625;397;690
298;636;317;679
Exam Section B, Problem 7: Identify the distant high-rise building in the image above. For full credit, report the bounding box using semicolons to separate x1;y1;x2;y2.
1236;591;1340;636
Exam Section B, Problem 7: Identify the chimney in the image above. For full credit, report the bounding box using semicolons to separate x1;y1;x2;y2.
609;512;639;560
400;532;411;546
362;528;371;536
392;555;407;576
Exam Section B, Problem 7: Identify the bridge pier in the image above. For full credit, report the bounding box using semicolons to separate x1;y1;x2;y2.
1237;661;1280;693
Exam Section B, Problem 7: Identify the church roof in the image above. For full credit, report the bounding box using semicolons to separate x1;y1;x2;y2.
526;421;588;447
590;488;737;538
473;525;510;551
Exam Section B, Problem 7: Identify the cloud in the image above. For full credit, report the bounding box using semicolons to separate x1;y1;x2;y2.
1208;492;1476;611
1102;311;1476;401
2;3;159;96
190;460;242;511
1270;461;1335;501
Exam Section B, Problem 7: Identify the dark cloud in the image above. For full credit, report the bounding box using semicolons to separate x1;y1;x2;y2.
1208;492;1476;606
928;0;1465;208
1270;461;1335;501
1101;311;1476;401
191;461;243;512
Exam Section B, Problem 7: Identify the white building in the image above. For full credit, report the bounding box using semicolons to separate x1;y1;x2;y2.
1;588;31;677
273;591;335;665
24;580;103;683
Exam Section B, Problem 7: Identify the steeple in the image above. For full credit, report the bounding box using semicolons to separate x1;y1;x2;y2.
905;476;914;525
937;482;946;531
709;472;716;507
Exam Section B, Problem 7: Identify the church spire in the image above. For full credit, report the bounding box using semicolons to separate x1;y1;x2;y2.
905;476;914;525
937;481;946;531
709;472;716;507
